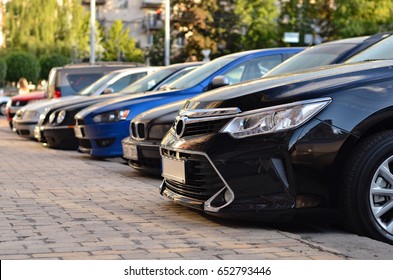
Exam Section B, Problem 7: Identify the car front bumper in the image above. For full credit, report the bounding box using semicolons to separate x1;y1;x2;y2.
13;121;36;138
74;120;130;157
160;119;350;221
41;125;79;150
122;137;162;175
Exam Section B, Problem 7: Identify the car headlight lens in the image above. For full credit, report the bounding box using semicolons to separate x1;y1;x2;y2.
92;109;130;123
148;124;172;140
56;110;66;124
220;97;331;138
49;112;57;124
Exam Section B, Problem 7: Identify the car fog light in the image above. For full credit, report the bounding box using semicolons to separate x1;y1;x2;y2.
224;189;233;203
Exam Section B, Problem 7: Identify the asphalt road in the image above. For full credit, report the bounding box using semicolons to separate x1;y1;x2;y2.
0;115;392;260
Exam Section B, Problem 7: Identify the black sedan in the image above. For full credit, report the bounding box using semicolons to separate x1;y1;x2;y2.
124;32;393;175
160;59;393;245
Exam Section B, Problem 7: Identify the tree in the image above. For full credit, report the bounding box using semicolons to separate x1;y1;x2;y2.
278;0;393;45
102;20;144;63
5;52;40;83
40;54;69;81
4;0;90;59
171;0;218;62
0;58;7;87
234;0;280;49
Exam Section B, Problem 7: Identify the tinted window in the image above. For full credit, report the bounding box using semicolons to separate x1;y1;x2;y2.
67;73;103;92
166;56;237;90
265;43;359;77
346;35;393;62
223;55;283;84
119;68;177;94
78;72;119;96
156;66;199;90
110;72;147;92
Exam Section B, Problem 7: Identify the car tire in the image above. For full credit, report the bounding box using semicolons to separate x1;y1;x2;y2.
0;102;6;115
341;130;393;244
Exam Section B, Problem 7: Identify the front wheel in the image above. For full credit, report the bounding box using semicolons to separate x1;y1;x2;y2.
341;130;393;244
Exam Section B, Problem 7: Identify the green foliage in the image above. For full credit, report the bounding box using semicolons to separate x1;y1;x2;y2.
5;52;40;83
278;0;393;45
0;58;7;84
171;0;218;61
102;20;144;63
147;30;165;66
234;0;280;49
4;0;89;60
40;54;70;80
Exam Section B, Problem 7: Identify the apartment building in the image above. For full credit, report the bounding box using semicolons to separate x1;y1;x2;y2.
93;0;164;48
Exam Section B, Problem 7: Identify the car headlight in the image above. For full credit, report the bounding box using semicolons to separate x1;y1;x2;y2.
56;110;66;124
148;124;172;140
49;112;57;124
92;109;130;123
220;97;331;138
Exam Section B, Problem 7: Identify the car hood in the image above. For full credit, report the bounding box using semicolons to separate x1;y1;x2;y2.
75;88;184;118
183;60;393;112
21;96;82;113
132;99;186;124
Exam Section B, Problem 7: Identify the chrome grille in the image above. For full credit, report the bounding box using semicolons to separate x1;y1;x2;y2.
162;149;224;201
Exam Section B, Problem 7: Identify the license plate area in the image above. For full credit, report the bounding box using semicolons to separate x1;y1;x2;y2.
123;143;138;160
162;157;186;184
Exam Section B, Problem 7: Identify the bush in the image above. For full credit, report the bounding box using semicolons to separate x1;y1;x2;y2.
40;53;69;80
0;58;7;86
5;51;40;84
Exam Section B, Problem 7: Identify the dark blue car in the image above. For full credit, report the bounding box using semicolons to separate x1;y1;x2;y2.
74;48;304;157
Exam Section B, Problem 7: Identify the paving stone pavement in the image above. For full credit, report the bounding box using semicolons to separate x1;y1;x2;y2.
0;117;348;260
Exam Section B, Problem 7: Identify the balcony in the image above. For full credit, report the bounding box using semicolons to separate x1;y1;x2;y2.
141;0;163;9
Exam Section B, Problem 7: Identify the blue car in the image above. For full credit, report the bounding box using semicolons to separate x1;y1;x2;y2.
74;48;304;157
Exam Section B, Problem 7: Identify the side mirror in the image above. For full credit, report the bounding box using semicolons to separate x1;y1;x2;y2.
102;88;114;94
210;76;230;90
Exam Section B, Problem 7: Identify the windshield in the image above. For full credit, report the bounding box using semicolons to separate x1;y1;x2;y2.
264;43;359;77
78;72;118;96
157;66;198;90
118;68;177;94
346;34;393;63
164;56;237;90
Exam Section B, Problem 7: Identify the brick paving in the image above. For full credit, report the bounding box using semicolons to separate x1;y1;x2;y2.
0;116;348;260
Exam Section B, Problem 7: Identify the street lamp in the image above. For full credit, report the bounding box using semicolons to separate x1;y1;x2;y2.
165;0;170;66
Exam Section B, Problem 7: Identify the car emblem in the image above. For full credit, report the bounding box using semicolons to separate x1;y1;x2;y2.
174;116;185;138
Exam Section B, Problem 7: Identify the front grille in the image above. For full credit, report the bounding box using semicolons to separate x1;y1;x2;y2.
183;118;229;137
163;151;224;201
131;122;145;139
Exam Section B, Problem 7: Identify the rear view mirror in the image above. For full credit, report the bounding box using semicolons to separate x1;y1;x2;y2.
210;76;230;90
103;88;114;94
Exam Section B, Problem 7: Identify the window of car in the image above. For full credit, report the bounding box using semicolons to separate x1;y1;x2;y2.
264;43;361;77
119;68;178;94
67;73;104;92
346;34;393;63
165;56;237;90
109;72;148;92
78;72;119;96
222;55;283;84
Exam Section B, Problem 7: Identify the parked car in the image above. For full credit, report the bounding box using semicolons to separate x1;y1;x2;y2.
36;62;202;149
123;33;393;175
74;47;304;158
5;62;142;128
159;59;393;245
12;67;158;139
0;95;10;115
